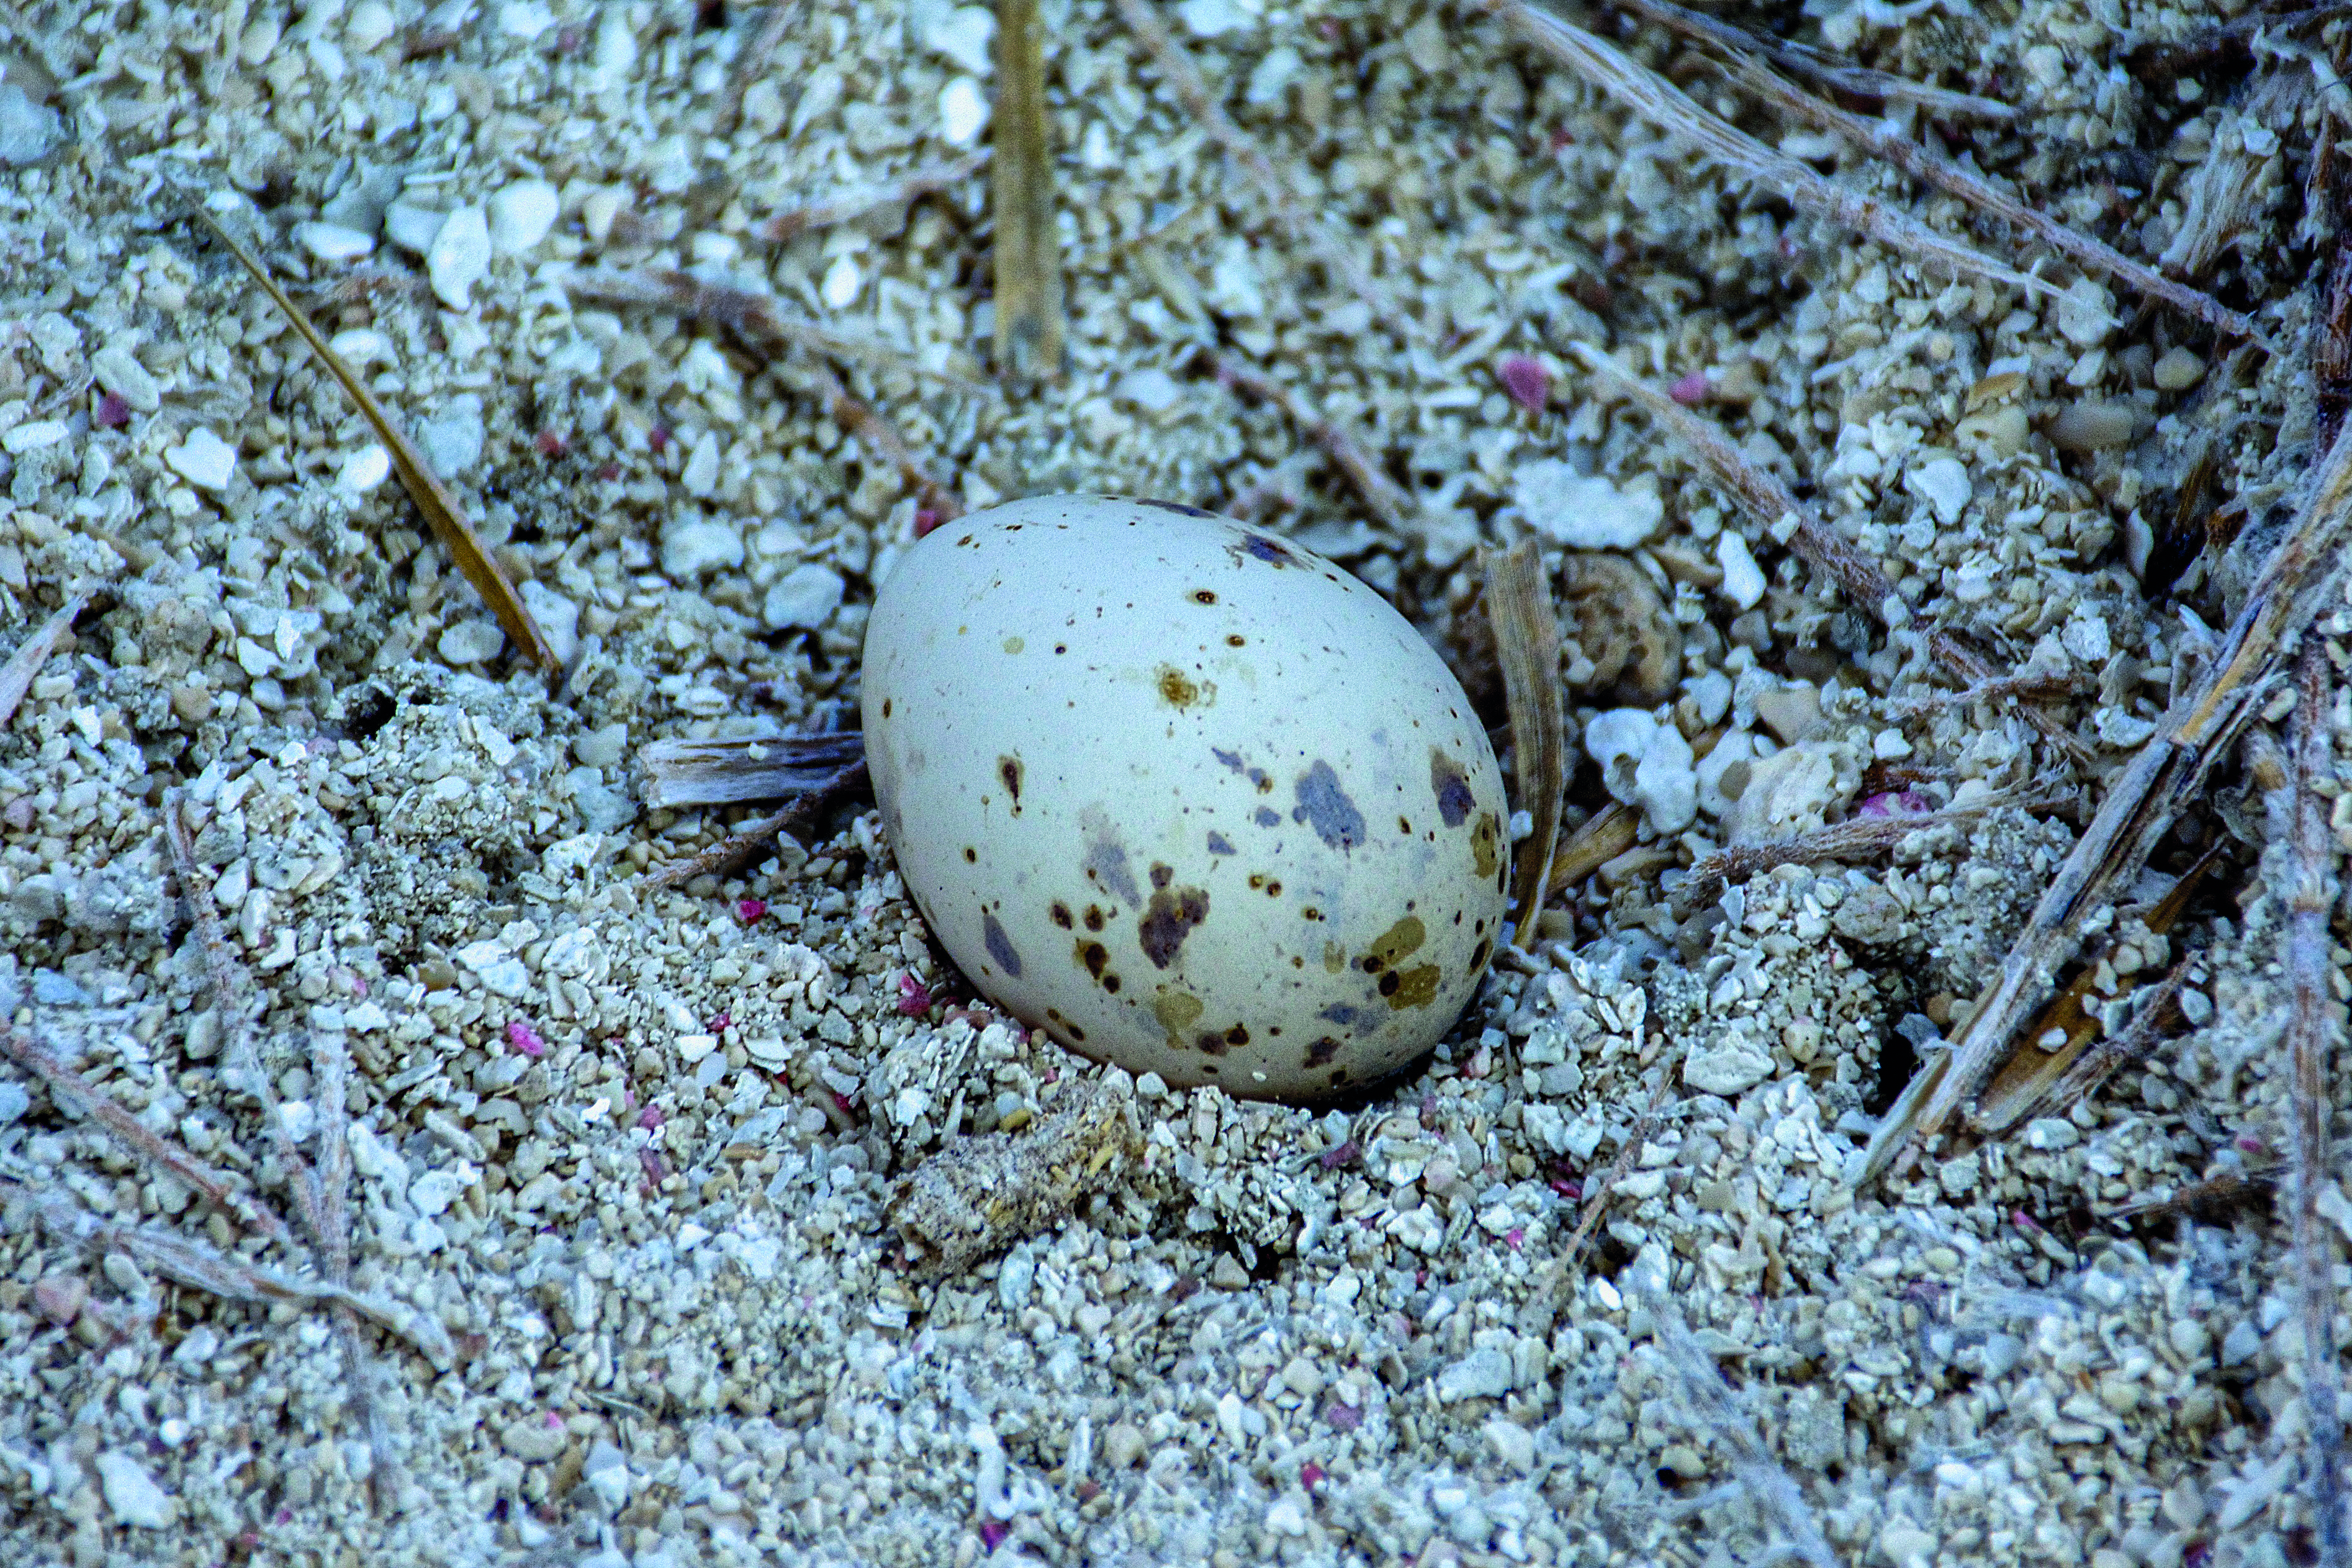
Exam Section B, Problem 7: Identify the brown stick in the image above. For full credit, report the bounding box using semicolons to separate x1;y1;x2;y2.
0;1029;289;1243
1483;541;1565;935
2288;633;2350;1566
1203;351;1418;531
991;0;1065;379
757;153;988;245
1611;0;2017;120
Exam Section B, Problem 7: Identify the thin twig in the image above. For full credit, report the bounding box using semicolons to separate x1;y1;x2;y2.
1611;0;2017;119
0;591;88;728
713;1;803;137
5;1178;453;1367
993;0;1065;379
1203;350;1417;531
1999;964;2188;1132
1483;541;1564;936
1673;801;2003;917
756;153;988;245
1549;801;1639;896
1906;417;2352;1147
809;365;965;527
1500;1;2060;303
644;761;869;889
0;1030;289;1243
1112;0;1425;339
569;269;989;389
2289;633;2351;1566
1719;57;2260;342
1575;346;2094;764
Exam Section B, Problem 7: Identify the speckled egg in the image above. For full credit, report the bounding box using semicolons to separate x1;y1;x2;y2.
860;495;1510;1101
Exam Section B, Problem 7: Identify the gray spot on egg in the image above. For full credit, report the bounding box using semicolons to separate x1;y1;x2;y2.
1292;760;1367;852
1430;747;1476;827
983;912;1023;977
1079;805;1142;908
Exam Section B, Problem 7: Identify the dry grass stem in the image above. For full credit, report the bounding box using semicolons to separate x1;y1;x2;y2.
2105;1166;2277;1224
1549;801;1639;896
644;758;870;890
1483;541;1565;935
1112;0;1421;340
992;0;1065;379
187;202;557;669
0;1029;290;1244
1673;802;2000;917
570;269;988;389
309;1034;403;1512
2287;633;2351;1566
1720;58;2257;341
757;152;988;245
1577;344;2096;765
2014;963;2187;1130
713;1;803;137
1204;351;1417;531
1500;2;2059;302
1904;418;2352;1152
1972;847;2215;1133
810;364;965;527
6;1178;454;1367
0;590;87;729
636;732;868;810
2161;72;2310;281
1646;1299;1840;1568
1612;0;2017;120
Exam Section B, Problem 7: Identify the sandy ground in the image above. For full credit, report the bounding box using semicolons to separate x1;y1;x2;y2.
0;0;2342;1564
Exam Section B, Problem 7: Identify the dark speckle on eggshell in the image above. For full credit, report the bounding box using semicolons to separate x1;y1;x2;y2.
982;912;1023;977
1292;761;1366;852
1430;747;1476;827
1138;878;1209;969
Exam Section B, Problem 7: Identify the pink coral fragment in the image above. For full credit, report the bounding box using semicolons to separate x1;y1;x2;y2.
505;1021;547;1058
1497;354;1550;415
1669;370;1710;406
896;972;934;1016
1300;1461;1327;1490
1857;789;1934;818
736;898;767;922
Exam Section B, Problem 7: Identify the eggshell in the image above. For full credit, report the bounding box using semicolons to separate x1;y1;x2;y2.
861;495;1510;1101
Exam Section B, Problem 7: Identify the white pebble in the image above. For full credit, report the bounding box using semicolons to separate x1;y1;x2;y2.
765;563;847;630
1179;0;1256;35
164;428;238;491
328;327;392;367
0;83;60;167
1115;367;1184;413
95;1452;173;1529
2153;346;2205;392
237;12;282;66
2056;276;2114;348
681;433;722;497
660;517;745;580
426;206;491;309
336;444;391;492
821;255;863;310
518;580;582;665
345;1;397;50
294;220;377;263
1904;455;1972;525
488;179;559;255
91;345;161;412
438;619;507;665
1715;530;1766;609
419;395;485;477
383;199;449;256
498;0;556;38
939;77;989;147
1;418;65;455
1513;459;1660;550
917;2;996;75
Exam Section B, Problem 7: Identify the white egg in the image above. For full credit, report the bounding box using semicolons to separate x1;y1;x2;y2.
862;495;1510;1101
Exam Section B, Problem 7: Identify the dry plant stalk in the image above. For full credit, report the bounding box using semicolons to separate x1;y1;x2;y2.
1611;0;2017;120
188;203;557;669
1905;417;2352;1152
0;1029;288;1243
2287;633;2351;1567
713;0;803;136
1482;541;1565;934
2105;1166;2276;1223
5;1178;454;1367
992;0;1065;379
1971;847;2215;1132
1500;2;2058;303
0;590;88;729
567;271;969;523
890;1076;1138;1274
1994;963;2186;1132
1113;0;1420;339
1575;345;2095;765
1672;801;2001;917
1719;58;2257;341
644;755;870;889
2161;72;2309;281
757;152;988;245
636;732;868;810
1548;801;1638;895
1204;351;1417;531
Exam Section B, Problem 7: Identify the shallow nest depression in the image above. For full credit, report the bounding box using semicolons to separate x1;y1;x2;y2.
0;0;2347;1564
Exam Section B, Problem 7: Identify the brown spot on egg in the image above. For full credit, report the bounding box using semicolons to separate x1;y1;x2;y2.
1075;939;1109;979
1471;811;1502;880
1191;588;1218;605
881;698;894;718
1384;965;1441;1009
1153;989;1204;1050
1156;665;1201;709
1223;1024;1250;1047
1196;1030;1228;1055
1050;902;1073;929
1469;935;1493;972
998;755;1024;814
1359;916;1426;976
1138;880;1209;969
1083;905;1107;932
1304;1036;1343;1068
